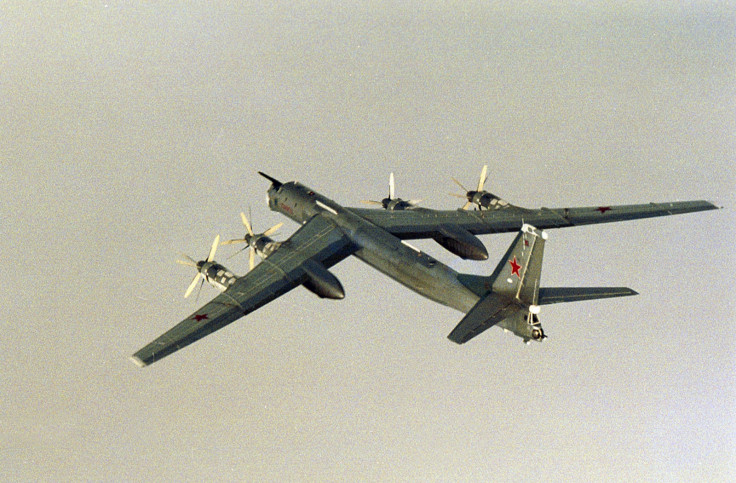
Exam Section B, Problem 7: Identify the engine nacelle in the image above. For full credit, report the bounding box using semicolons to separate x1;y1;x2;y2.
468;191;510;210
301;259;345;299
381;197;414;211
433;224;489;260
201;262;238;291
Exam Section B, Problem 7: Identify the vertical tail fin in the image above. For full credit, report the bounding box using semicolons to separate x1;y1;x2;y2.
451;224;638;345
490;224;547;305
449;225;547;344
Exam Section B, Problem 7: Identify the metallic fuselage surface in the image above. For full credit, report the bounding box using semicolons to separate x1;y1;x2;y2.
268;181;480;313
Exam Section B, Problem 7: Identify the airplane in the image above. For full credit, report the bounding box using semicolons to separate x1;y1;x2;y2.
130;171;718;367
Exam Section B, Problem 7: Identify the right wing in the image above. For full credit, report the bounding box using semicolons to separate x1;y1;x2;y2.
131;214;355;367
349;200;718;238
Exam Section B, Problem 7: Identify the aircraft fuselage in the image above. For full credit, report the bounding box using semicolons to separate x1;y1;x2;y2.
267;181;480;313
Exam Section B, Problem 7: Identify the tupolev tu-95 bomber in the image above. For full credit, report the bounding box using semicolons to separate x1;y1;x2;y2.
131;169;718;367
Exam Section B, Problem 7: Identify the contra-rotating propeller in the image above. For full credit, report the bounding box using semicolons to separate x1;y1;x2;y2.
451;164;488;210
361;172;421;211
176;235;220;299
221;211;283;270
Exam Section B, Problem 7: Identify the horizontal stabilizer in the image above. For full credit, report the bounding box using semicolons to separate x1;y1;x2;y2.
537;287;638;305
448;292;517;344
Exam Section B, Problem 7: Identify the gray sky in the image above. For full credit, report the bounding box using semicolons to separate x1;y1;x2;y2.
2;2;735;481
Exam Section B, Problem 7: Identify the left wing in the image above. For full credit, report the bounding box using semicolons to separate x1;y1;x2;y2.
349;200;718;238
131;214;355;367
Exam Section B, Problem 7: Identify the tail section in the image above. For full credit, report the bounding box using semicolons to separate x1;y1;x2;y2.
450;224;637;344
490;223;547;305
450;224;547;344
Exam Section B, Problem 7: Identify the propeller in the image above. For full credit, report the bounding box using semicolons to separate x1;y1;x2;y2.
361;172;421;209
450;178;473;210
176;235;220;299
451;164;488;210
476;164;488;192
222;210;282;270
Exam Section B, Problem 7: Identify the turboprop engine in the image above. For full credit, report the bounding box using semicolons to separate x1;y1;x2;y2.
361;172;421;211
451;165;513;211
177;235;238;299
222;211;344;300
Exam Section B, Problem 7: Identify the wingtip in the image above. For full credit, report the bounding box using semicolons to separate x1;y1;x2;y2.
616;287;639;297
694;200;721;210
129;356;147;368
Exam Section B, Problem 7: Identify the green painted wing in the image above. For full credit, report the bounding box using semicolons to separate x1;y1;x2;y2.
350;200;718;237
131;214;355;367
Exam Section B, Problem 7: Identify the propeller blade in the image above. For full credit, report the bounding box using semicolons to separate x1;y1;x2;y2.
176;254;198;267
194;277;205;304
184;272;203;298
262;222;283;237
240;212;254;236
462;201;473;210
452;177;468;192
407;199;422;206
449;193;467;199
249;246;256;271
389;172;395;200
226;244;249;260
221;238;246;245
477;164;488;191
206;235;220;262
361;200;383;205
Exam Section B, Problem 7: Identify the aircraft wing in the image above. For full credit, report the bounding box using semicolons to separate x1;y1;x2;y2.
131;214;355;367
349;200;718;238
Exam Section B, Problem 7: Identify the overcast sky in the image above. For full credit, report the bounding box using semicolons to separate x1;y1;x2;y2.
2;2;735;481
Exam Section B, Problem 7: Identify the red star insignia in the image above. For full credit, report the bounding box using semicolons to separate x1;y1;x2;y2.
509;256;522;277
524;239;529;247
597;206;611;214
192;314;208;322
